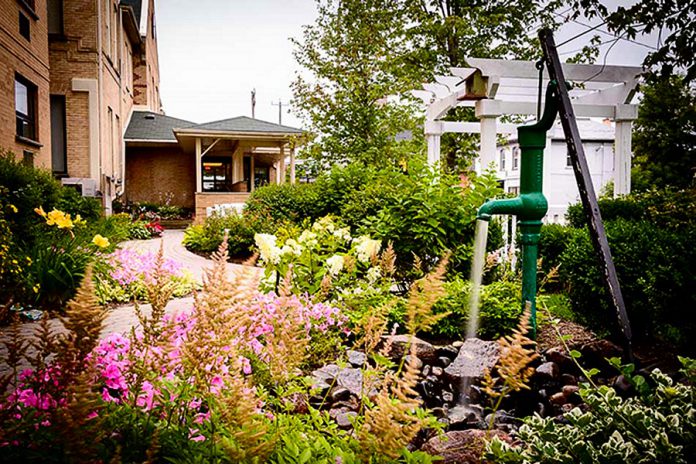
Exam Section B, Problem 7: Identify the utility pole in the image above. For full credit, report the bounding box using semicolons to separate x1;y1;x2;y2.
251;89;256;119
271;99;283;125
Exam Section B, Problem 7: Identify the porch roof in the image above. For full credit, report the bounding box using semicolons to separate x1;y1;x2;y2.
173;116;303;140
125;111;196;143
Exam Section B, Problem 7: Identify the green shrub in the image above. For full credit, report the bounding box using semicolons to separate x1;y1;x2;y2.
430;277;522;340
538;223;574;283
245;183;321;223
362;164;502;279
0;149;62;243
487;357;696;464
559;219;696;348
127;221;152;240
55;187;102;221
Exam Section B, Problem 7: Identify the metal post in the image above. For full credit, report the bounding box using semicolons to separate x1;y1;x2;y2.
539;28;633;355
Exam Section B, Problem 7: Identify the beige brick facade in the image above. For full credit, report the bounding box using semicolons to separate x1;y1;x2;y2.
0;0;51;167
194;193;251;222
125;145;196;208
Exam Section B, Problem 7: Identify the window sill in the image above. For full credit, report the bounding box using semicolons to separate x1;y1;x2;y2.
16;0;39;20
16;135;42;148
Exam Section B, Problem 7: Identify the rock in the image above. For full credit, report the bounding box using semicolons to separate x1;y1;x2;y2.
431;407;447;418
535;362;560;382
436;345;460;359
561;373;578;385
549;391;567;405
484;410;519;432
580;339;623;363
536;402;548;417
285;393;309;414
310;381;331;396
347;350;367;367
421;429;512;464
333;397;360;411
452;341;464;348
422;365;431;377
335;411;357;429
330;386;351;402
383;335;437;363
406;354;424;370
562;385;580;396
613;374;633;395
561;403;575;414
431;366;444;377
544;346;574;368
444;338;500;386
311;364;366;398
437;356;453;368
442;391;454;404
446;404;483;429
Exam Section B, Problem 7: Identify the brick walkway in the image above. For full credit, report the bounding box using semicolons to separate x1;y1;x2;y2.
0;231;261;375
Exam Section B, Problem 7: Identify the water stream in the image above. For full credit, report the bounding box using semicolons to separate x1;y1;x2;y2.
458;219;489;406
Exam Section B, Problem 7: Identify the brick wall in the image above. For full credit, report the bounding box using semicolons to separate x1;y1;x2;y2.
125;144;195;208
194;193;251;223
0;0;50;167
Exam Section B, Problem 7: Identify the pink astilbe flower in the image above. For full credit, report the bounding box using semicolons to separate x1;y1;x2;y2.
107;248;182;286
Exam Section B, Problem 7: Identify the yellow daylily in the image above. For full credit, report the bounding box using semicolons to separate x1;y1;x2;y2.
46;209;74;229
9;204;17;213
92;234;110;248
34;206;46;217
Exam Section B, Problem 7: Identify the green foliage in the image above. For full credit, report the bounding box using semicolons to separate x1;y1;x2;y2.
245;183;321;223
538;223;574;284
55;187;102;222
363;164;502;277
487;358;696;464
127;221;151;240
291;0;424;170
430;277;522;340
559;219;696;349
632;76;696;191
0;149;63;243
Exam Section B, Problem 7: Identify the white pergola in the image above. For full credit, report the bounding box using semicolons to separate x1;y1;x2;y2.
416;58;641;196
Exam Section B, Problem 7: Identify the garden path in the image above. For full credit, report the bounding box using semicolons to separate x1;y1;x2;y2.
0;230;261;376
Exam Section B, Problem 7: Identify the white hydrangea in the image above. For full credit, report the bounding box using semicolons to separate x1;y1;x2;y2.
298;230;318;248
325;254;345;276
313;216;336;233
280;238;303;257
261;270;278;288
354;236;381;263
333;227;352;242
255;233;281;264
366;266;382;284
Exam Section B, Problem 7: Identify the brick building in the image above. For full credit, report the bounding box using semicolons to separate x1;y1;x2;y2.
0;0;161;213
0;0;51;167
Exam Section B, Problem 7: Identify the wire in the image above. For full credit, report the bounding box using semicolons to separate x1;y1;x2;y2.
580;36;622;84
554;12;657;51
556;19;609;47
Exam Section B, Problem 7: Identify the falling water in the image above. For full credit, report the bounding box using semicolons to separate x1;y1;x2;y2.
466;219;489;340
458;219;490;407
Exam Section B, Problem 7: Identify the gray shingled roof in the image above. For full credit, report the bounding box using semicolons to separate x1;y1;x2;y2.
186;116;303;134
120;0;143;26
125;111;195;141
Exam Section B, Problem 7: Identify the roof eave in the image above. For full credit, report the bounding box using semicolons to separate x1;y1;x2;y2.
120;5;142;45
173;128;303;139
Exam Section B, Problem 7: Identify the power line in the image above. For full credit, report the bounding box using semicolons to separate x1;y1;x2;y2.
553;12;657;51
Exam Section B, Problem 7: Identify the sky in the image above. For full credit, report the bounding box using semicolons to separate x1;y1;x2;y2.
156;0;660;129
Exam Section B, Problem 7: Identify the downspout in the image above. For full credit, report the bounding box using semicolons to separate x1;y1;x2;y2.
117;7;125;200
97;0;104;206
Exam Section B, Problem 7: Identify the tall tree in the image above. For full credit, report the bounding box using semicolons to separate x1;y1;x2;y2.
291;0;423;172
631;76;696;190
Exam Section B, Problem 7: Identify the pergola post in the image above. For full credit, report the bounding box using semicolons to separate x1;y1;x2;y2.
475;100;501;173
613;104;637;197
290;146;296;184
278;143;286;184
425;121;443;166
195;137;202;192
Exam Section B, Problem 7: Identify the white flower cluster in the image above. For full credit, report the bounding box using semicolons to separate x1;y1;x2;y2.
298;230;318;248
325;254;344;276
254;233;281;264
366;266;382;284
280;238;303;257
353;236;381;263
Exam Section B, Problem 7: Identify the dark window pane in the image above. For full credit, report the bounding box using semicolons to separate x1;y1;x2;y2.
15;80;28;115
19;13;30;40
47;0;63;35
50;95;67;174
15;75;37;141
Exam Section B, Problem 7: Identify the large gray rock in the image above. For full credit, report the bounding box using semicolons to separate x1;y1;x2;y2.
383;335;437;363
311;364;365;398
445;404;483;429
421;429;512;464
444;338;500;384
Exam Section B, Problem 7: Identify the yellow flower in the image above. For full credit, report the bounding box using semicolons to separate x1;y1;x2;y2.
46;209;73;229
33;284;40;293
34;206;46;217
74;214;86;226
92;234;110;248
9;204;17;213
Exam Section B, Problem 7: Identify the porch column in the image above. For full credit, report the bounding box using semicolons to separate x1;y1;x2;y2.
475;100;501;174
195;137;202;192
279;143;286;184
290;146;296;184
613;104;637;197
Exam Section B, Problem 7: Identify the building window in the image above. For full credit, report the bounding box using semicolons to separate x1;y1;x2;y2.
104;0;111;57
15;75;37;141
50;95;67;175
499;148;506;170
47;0;63;36
508;186;519;195
19;12;30;40
202;158;233;192
512;147;520;170
23;150;34;166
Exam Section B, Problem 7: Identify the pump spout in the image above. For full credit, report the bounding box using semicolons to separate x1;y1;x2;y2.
477;197;524;221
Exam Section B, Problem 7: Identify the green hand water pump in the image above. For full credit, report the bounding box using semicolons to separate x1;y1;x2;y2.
477;82;560;338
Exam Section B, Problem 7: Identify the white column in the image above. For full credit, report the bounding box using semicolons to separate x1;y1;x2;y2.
195;137;202;193
425;120;443;166
279;143;286;184
475;100;501;174
290;146;296;184
613;105;637;197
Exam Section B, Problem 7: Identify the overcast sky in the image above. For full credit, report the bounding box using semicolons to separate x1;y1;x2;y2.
156;0;659;128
